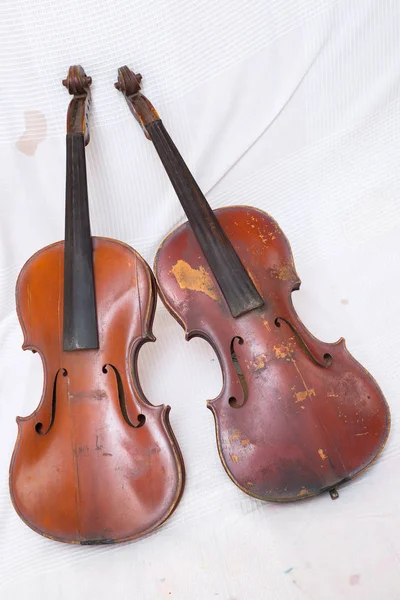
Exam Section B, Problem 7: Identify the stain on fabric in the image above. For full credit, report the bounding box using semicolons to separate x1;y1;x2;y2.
16;110;47;156
349;574;360;586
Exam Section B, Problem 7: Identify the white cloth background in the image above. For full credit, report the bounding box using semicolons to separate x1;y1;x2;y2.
1;1;399;598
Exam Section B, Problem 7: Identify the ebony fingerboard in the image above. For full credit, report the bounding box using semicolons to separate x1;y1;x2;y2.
63;132;98;351
146;120;264;318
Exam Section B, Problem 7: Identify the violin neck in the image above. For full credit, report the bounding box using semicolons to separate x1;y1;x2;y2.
63;132;99;351
146;120;264;318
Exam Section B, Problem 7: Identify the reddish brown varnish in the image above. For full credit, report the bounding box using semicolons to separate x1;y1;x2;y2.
116;66;390;502
9;67;184;543
156;207;389;500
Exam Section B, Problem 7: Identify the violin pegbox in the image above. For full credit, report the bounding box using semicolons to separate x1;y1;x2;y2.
115;66;159;139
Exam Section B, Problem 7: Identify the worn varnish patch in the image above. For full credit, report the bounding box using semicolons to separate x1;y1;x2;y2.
318;448;328;460
262;319;271;331
273;338;296;361
269;263;293;281
253;353;267;371
16;110;47;156
170;260;218;300
228;429;241;441
295;388;316;403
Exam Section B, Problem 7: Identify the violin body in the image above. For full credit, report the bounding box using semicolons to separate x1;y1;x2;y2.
10;237;184;543
155;206;390;501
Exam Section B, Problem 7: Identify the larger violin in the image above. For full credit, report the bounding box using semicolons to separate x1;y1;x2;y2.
116;66;390;502
9;66;184;543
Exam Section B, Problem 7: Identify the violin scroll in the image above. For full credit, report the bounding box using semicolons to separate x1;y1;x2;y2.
62;65;92;96
114;66;142;96
63;65;92;144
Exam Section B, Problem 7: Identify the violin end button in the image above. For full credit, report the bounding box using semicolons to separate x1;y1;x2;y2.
329;488;339;500
114;81;121;91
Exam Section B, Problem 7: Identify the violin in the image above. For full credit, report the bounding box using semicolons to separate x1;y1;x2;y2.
9;66;184;543
116;66;390;502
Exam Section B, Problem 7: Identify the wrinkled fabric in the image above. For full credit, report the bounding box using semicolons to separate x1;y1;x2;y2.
0;1;399;598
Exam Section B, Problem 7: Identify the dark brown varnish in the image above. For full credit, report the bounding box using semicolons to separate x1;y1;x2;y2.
116;66;390;502
9;67;184;543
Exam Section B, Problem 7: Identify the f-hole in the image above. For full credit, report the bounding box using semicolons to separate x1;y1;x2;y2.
274;317;332;367
35;368;68;435
103;364;146;428
228;336;248;408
